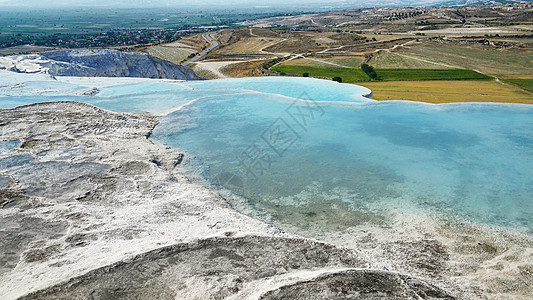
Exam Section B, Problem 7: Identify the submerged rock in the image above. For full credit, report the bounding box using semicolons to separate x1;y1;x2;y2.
0;49;203;80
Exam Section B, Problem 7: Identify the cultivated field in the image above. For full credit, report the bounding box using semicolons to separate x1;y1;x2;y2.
271;65;490;82
360;80;533;104
146;46;195;65
502;79;533;92
170;33;211;52
281;56;364;68
376;69;491;81
408;26;525;36
397;43;533;75
216;36;283;55
370;52;453;69
144;32;210;65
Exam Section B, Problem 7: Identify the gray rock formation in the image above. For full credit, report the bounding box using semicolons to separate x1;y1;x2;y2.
261;270;456;300
0;49;203;80
19;236;456;300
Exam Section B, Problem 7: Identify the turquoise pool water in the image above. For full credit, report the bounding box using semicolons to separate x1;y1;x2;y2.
153;95;533;234
1;74;532;235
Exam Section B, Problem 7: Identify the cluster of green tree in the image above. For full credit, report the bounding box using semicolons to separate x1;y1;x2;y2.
415;20;458;26
385;10;423;21
361;63;379;80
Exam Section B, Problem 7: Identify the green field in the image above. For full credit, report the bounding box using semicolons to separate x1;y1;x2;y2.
360;80;533;104
323;56;363;68
272;65;491;82
271;65;370;82
502;79;533;92
376;69;491;81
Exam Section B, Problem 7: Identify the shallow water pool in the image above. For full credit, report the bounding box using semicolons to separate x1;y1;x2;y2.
1;74;532;235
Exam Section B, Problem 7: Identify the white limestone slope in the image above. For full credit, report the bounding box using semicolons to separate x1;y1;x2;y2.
0;49;203;80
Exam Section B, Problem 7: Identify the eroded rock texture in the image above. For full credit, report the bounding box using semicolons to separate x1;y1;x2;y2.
260;270;456;300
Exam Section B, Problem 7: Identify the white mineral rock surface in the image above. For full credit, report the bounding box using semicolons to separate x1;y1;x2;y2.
0;49;203;80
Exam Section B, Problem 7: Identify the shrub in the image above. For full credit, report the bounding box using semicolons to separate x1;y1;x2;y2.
332;76;342;83
302;72;309;77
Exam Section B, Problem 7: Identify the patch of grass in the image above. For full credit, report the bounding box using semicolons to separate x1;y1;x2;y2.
358;80;533;104
191;66;218;80
271;65;370;82
323;56;363;68
501;79;533;92
376;69;491;81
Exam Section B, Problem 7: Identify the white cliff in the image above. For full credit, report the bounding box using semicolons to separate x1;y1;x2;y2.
0;49;203;80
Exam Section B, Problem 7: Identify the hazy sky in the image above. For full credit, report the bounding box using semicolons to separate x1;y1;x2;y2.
0;0;344;7
0;0;440;8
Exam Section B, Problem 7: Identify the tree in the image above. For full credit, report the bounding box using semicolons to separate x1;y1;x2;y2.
332;76;342;83
302;72;309;77
361;63;378;80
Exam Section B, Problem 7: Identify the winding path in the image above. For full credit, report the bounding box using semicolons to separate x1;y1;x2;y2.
183;32;219;66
